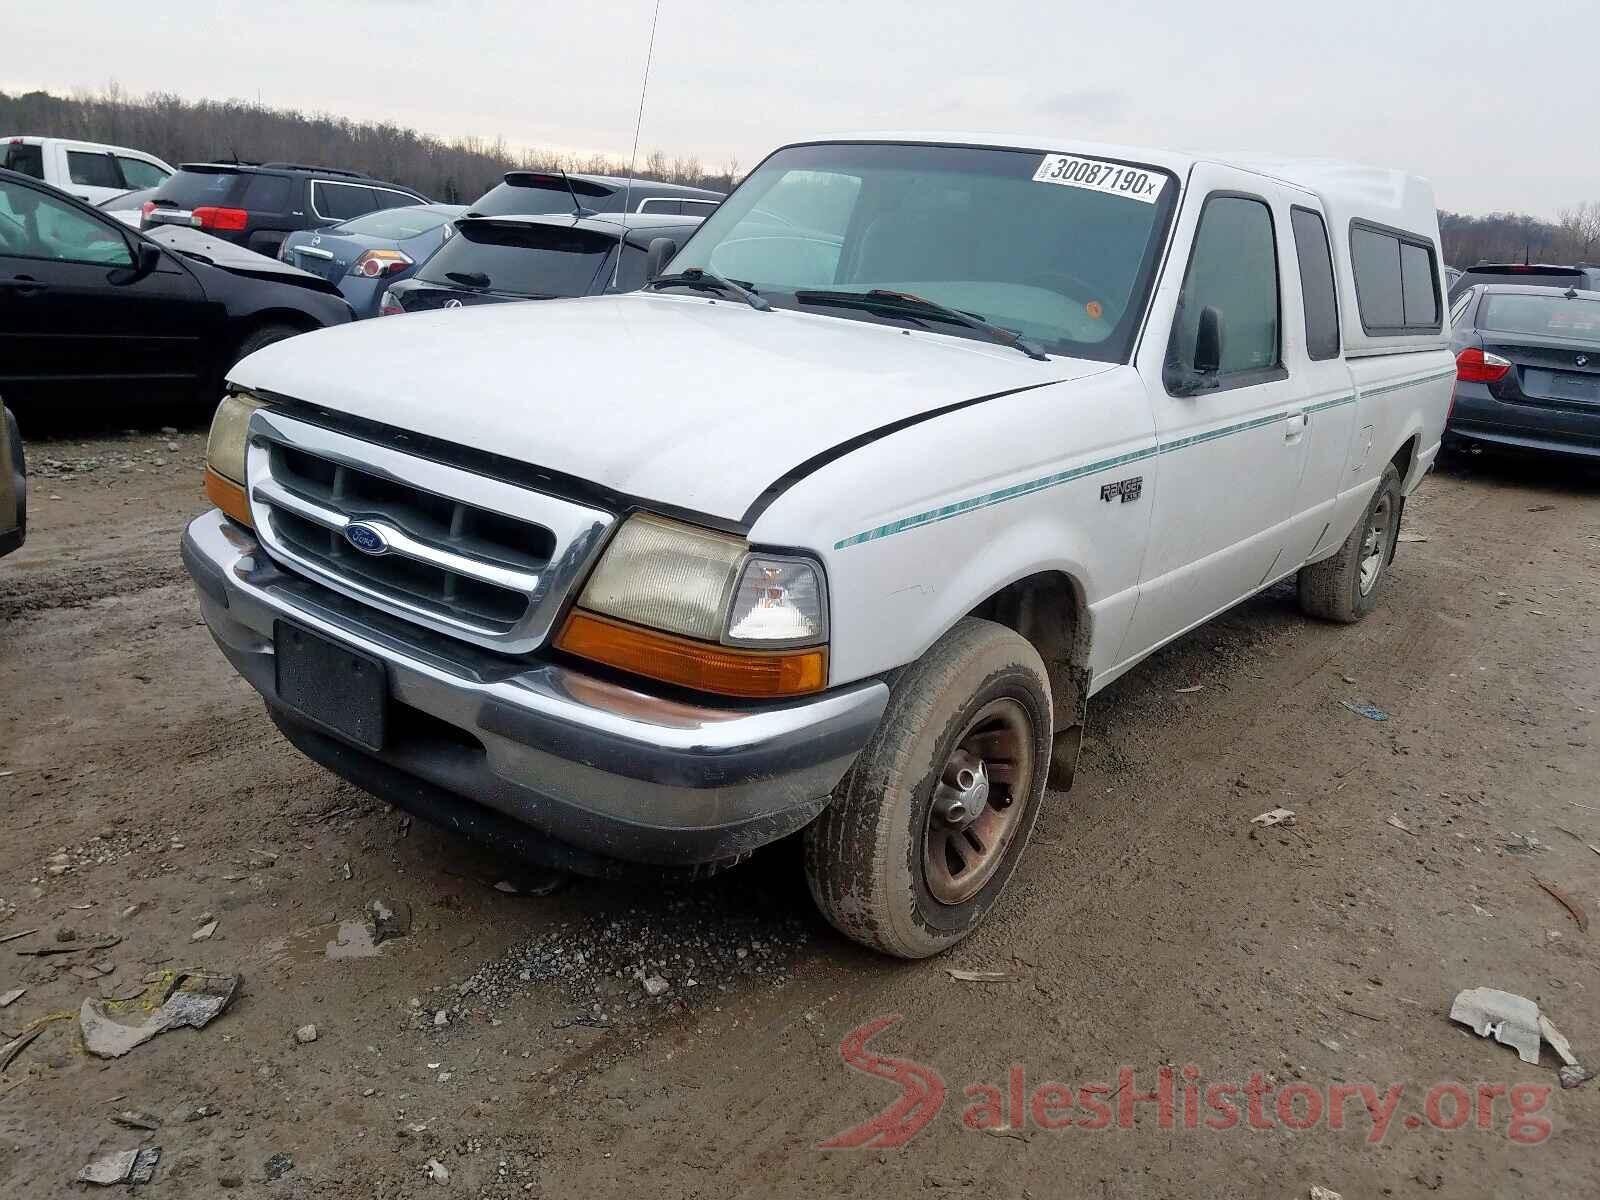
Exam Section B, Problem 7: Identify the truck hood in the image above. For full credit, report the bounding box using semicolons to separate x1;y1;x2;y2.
228;292;1112;523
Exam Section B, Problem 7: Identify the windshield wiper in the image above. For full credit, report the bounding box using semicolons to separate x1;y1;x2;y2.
445;271;491;289
646;268;771;312
793;288;1048;360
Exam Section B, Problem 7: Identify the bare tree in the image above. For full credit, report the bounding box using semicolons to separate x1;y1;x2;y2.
1556;202;1600;262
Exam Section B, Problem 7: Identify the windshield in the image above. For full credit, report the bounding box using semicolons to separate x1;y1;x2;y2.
417;220;615;296
666;142;1178;361
333;206;457;239
1482;292;1600;343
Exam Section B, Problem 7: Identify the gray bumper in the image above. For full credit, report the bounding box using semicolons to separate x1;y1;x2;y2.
182;509;888;870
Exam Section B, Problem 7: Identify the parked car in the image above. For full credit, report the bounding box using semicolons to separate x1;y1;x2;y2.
1448;262;1600;303
275;203;465;318
1;136;173;206
377;212;701;314
99;186;162;229
1446;283;1600;458
143;162;429;260
185;135;1451;958
0;168;353;410
467;171;722;218
0;403;23;560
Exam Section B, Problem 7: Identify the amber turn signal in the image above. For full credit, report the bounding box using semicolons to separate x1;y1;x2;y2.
204;465;254;528
555;610;827;698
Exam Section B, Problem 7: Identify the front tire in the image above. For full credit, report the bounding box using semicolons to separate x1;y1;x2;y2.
804;618;1052;959
1297;462;1402;623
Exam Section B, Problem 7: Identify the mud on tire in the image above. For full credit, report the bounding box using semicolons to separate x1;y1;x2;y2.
804;617;1052;959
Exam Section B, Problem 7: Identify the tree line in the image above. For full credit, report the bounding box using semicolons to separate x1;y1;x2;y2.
0;86;740;202
7;86;1598;266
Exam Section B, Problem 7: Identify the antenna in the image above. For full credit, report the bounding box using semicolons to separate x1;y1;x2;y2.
612;0;662;288
559;170;596;218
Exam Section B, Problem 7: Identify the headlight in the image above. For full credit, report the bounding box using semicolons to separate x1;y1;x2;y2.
556;514;829;697
203;392;270;526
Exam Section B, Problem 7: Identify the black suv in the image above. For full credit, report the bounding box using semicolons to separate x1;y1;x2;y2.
1449;263;1600;303
144;163;430;259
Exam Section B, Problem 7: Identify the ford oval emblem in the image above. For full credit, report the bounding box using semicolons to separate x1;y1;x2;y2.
344;523;389;555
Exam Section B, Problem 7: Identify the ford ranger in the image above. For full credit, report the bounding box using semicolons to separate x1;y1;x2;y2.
182;135;1454;957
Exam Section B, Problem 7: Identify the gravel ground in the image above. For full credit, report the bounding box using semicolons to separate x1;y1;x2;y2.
0;418;1597;1198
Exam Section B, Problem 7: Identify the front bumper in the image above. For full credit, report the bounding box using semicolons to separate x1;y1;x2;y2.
182;509;887;873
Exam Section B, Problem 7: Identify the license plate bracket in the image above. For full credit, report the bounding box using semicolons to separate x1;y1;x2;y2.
274;621;386;750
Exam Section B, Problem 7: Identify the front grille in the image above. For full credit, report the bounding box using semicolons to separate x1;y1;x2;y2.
247;410;613;654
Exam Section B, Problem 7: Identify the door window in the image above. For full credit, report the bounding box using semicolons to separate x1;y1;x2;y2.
1290;207;1340;360
0;180;132;265
66;151;122;190
314;181;378;220
116;157;168;190
1168;194;1281;382
371;188;423;210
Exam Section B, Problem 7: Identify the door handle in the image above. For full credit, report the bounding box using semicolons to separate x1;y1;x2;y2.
0;277;47;298
1284;411;1308;442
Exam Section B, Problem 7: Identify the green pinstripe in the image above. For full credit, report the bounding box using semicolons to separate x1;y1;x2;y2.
832;367;1454;551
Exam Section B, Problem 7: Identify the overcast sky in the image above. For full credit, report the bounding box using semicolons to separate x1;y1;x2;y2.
7;0;1592;217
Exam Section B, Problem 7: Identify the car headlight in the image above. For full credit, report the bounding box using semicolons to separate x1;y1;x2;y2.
555;513;829;697
203;391;270;526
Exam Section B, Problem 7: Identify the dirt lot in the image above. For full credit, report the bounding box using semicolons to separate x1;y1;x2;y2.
1;418;1596;1199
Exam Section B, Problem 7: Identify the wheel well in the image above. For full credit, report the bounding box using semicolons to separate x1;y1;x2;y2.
1390;435;1418;485
968;571;1090;730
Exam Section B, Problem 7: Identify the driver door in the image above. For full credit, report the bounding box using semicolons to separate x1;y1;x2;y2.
0;175;209;404
1118;167;1308;662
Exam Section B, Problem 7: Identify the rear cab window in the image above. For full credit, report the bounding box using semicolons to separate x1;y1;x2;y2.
1290;206;1340;360
1350;222;1441;335
3;142;45;178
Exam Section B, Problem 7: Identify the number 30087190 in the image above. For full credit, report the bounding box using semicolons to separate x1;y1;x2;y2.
1032;154;1165;205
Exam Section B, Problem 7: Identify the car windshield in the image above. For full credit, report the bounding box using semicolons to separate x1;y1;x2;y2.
666;142;1179;361
1482;292;1600;343
333;207;457;239
417;220;615;296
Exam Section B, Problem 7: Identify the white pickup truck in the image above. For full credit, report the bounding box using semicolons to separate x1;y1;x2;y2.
184;134;1453;958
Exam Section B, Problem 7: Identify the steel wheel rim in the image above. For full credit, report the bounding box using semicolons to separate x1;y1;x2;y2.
1359;493;1393;596
922;697;1035;906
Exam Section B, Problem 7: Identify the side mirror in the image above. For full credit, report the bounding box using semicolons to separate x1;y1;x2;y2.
1194;305;1223;375
109;240;162;287
644;237;678;280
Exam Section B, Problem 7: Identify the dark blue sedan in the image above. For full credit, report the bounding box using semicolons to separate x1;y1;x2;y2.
278;203;465;317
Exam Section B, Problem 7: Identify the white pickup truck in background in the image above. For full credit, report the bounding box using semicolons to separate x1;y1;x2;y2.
185;134;1452;958
1;135;174;205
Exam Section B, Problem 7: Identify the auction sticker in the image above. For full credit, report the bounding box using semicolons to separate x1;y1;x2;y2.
1033;154;1165;204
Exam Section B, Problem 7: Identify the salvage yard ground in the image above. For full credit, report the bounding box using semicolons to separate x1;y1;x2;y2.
0;416;1597;1198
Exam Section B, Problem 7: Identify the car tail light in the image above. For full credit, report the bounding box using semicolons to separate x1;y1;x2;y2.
350;249;414;279
1455;347;1510;383
192;206;249;232
378;289;405;316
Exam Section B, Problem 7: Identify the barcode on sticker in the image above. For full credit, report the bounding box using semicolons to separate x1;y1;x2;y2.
1033;155;1164;204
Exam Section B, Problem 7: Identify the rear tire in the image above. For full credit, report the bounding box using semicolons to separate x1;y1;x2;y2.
804;618;1052;959
6;407;24;540
1298;462;1402;623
